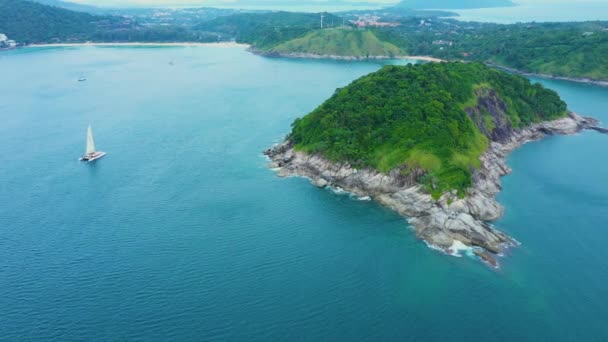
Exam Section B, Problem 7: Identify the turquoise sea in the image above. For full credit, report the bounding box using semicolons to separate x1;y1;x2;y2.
1;46;608;341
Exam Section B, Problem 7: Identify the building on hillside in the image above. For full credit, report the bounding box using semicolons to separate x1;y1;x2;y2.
432;40;453;46
350;15;400;28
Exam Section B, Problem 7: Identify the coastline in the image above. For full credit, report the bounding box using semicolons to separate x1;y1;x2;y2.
19;42;606;88
252;49;607;85
25;42;251;48
250;49;445;63
487;63;608;87
253;50;608;86
264;112;605;268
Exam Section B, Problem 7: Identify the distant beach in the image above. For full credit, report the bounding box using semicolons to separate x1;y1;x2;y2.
26;42;250;48
401;56;444;63
23;43;443;64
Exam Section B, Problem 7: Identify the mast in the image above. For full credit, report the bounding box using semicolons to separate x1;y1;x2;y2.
86;124;96;154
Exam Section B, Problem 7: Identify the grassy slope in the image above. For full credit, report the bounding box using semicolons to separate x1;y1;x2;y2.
290;62;567;197
269;28;402;57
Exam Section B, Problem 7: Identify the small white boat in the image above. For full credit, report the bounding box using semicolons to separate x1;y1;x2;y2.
80;124;106;162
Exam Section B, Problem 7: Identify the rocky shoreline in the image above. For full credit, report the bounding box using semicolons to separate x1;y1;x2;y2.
264;112;604;267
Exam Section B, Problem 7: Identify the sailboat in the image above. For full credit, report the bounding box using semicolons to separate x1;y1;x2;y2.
79;124;106;162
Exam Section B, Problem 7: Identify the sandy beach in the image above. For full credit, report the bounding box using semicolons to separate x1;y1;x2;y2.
26;42;250;48
400;56;444;63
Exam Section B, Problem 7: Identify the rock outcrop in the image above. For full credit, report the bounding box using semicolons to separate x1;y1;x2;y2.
265;112;603;267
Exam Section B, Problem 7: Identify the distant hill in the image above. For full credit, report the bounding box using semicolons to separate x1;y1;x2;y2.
268;28;402;57
395;0;515;9
194;11;342;49
28;0;102;13
0;0;105;43
0;0;221;44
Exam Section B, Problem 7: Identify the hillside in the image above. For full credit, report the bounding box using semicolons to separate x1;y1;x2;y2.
395;0;515;9
0;0;221;44
288;62;567;197
0;0;105;43
268;28;402;57
194;11;342;49
375;19;608;82
29;0;102;13
461;23;608;81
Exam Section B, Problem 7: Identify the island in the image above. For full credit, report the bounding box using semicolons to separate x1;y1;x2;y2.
265;62;604;267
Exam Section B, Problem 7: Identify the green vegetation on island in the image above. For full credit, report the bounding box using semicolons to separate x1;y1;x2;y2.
268;28;402;57
289;62;567;197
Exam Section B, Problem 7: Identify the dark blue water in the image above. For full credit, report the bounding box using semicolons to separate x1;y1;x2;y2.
1;46;607;341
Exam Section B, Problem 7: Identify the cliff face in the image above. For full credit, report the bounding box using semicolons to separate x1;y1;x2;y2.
466;88;514;143
265;112;602;267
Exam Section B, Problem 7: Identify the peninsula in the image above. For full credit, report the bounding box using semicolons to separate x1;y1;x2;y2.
265;62;604;267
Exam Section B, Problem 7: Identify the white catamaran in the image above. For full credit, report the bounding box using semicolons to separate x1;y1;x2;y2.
80;124;106;162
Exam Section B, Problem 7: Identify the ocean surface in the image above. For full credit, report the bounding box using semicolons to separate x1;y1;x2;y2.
454;1;608;23
1;46;607;341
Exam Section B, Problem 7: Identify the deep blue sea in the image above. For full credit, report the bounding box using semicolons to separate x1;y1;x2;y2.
1;46;608;341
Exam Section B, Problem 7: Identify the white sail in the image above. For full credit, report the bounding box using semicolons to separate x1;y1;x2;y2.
86;124;96;154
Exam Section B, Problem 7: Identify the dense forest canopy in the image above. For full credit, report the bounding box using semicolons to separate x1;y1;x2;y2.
290;62;567;197
0;0;103;43
376;19;608;80
0;0;222;43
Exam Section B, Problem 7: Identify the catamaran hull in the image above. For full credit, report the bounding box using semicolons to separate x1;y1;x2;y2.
80;152;106;162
